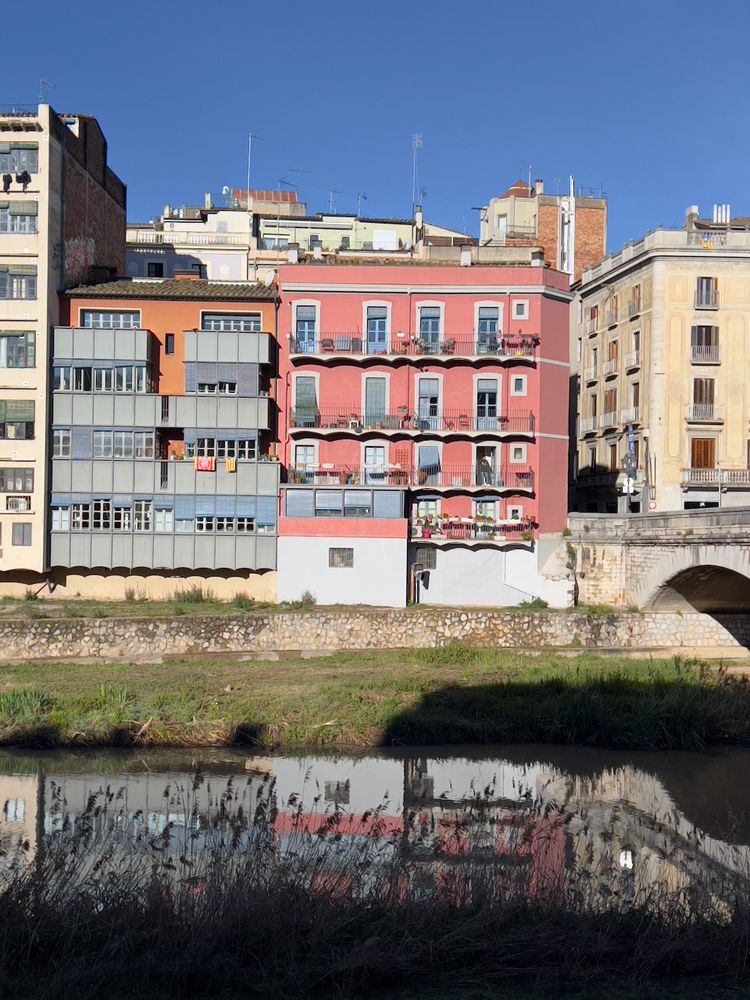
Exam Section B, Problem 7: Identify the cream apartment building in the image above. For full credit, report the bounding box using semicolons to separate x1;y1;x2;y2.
571;206;750;513
0;103;124;580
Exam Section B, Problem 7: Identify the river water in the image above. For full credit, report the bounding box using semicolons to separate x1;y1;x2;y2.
2;744;749;907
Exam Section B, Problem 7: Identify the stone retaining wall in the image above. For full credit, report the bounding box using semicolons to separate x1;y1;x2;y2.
2;608;749;661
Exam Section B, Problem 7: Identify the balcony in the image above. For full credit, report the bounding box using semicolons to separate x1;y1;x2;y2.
599;411;618;429
583;364;597;383
682;467;750;487
586;317;598;335
686;404;724;423
690;345;720;364
602;358;619;378
286;465;535;492
624;350;640;370
620;406;640;424
579;416;597;435
606;308;618;327
289;333;538;361
627;298;641;319
289;408;535;434
695;290;719;310
127;229;248;247
411;517;535;546
5;495;31;512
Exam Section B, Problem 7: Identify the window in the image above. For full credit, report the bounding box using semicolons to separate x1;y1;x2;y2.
294;443;315;478
696;277;718;308
476;378;498;428
93;431;113;458
632;330;640;353
329;547;354;568
293;375;318;425
215;517;233;532
512;300;528;320
603;388;618;413
507;505;524;521
51;506;69;531
218;381;237;395
147;262;164;277
589;393;598;418
236;517;255;532
53;429;71;457
202;312;262;332
0;331;35;368
53;366;71;391
632;438;641;469
175;518;194;533
344;491;371;517
294;305;317;352
71;504;90;530
608;340;618;361
236;439;256;460
165;333;175;355
94;367;113;392
197;382;217;394
477;306;499;352
691;438;715;469
80;310;140;329
0;268;36;300
133;501;152;531
416;499;439;519
366;305;388;354
134;432;154;459
196;437;215;458
113;507;131;531
418;306;441;351
609;444;618;472
0;145;39;174
0;468;32;492
154;508;174;533
92;500;111;530
474;499;498;520
414;546;437;570
0;204;38;234
135;366;149;393
691;325;719;361
0;400;34;440
73;366;92;392
6;495;30;511
114;431;134;458
196;516;214;532
632;382;640;408
693;378;715;406
417;377;439;428
510;444;526;464
315;490;343;516
115;366;134;392
511;375;527;396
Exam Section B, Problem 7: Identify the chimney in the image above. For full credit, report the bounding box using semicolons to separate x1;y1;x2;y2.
313;244;323;260
287;244;299;264
204;192;212;210
163;204;171;219
459;245;472;267
530;250;544;268
534;179;544;195
685;205;699;231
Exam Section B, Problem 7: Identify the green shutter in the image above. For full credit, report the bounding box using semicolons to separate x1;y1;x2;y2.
5;400;34;421
9;201;37;216
10;265;36;275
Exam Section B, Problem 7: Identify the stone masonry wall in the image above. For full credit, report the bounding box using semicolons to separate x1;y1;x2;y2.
1;609;748;662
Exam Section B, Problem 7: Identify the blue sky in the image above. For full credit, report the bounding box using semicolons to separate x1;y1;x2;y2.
8;0;750;252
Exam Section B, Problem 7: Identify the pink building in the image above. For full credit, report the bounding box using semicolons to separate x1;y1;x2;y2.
276;262;572;607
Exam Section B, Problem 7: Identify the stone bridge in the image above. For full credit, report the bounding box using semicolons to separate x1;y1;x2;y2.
568;507;750;612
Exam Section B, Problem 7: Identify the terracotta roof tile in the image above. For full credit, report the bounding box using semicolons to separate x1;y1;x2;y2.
65;279;278;301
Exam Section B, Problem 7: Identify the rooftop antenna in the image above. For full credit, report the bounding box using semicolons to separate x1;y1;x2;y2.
328;189;342;213
38;79;55;104
275;177;297;257
246;131;262;208
528;165;532;192
419;187;428;205
356;192;367;218
411;133;423;215
553;178;560;195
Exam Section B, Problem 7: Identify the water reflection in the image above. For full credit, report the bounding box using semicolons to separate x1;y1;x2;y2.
1;745;749;912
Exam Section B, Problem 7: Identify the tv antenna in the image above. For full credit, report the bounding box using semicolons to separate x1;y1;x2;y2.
356;192;367;218
328;189;342;213
38;79;55;103
411;133;423;215
246;132;262;206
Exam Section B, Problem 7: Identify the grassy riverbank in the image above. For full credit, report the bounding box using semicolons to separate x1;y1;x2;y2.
1;648;749;750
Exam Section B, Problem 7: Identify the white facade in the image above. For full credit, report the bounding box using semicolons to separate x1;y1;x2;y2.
277;536;407;607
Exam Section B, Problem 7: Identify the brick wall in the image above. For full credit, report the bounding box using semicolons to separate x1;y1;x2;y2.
536;203;559;272
574;203;607;281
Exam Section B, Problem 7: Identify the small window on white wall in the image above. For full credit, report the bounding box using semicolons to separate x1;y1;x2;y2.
510;444;526;464
511;375;527;395
329;547;354;568
512;300;529;320
507;504;524;520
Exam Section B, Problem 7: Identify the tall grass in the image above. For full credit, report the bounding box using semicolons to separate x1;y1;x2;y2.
0;775;748;999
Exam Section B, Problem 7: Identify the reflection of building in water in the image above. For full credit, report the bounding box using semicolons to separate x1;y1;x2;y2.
0;772;39;865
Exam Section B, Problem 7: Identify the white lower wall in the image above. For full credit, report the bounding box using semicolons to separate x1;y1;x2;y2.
277;537;407;607
415;545;570;608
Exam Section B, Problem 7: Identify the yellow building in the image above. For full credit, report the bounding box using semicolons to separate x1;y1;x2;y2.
0;104;124;579
571;205;750;513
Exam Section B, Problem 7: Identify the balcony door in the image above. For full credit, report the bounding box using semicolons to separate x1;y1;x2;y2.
366;306;388;355
419;306;441;354
476;378;498;430
691;438;715;470
477;307;499;354
295;305;317;353
364;444;386;484
417;377;439;430
293;376;317;427
417;444;440;485
364;376;386;426
692;377;715;418
294;444;316;483
476;445;497;485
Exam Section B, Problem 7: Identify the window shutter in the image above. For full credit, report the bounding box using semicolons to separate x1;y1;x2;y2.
217;362;238;383
294;377;317;413
194;496;216;516
477;378;497;392
50;493;68;506
8;201;37;216
284;490;313;517
184;363;197;393
236;363;258;396
174;496;195;519
255;496;276;526
112;494;133;507
373;491;402;518
4;400;34;421
419;377;439;395
196;362;218;382
315;490;343;512
236;496;258;517
344;490;370;507
71;427;92;459
364;377;386;418
215;495;236;516
152;497;173;510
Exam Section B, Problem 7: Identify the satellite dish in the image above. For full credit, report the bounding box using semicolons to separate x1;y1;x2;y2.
262;269;275;286
221;185;230;195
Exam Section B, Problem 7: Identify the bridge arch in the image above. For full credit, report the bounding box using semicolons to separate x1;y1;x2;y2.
634;544;750;612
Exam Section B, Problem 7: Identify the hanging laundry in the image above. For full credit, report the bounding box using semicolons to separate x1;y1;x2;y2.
194;456;216;472
224;457;237;473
